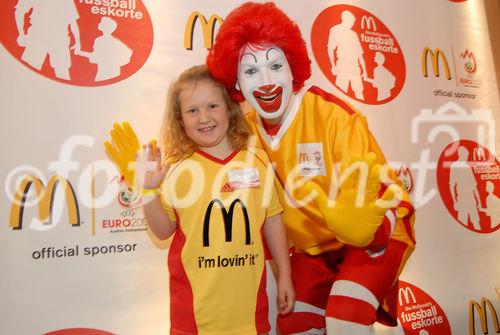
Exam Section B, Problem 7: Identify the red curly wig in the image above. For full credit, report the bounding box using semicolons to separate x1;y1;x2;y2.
206;2;311;102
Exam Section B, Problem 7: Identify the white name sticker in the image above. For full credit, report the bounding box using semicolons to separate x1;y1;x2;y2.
297;143;326;177
228;168;260;189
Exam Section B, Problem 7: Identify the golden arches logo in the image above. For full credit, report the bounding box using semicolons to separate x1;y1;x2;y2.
422;47;452;80
398;286;417;305
469;298;500;335
184;12;224;50
473;147;486;161
299;153;310;164
361;15;377;31
202;199;251;247
9;175;80;230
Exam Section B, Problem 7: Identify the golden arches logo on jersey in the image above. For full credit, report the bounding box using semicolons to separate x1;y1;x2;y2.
299;153;310;164
9;175;80;230
184;11;224;50
202;199;251;247
469;298;500;335
422;47;452;80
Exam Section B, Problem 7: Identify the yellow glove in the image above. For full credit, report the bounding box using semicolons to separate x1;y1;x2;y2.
305;152;402;248
104;122;157;190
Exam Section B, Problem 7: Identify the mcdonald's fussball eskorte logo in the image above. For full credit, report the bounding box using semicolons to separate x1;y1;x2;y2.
184;12;224;50
469;298;500;335
202;199;251;247
9;175;80;230
422;47;452;80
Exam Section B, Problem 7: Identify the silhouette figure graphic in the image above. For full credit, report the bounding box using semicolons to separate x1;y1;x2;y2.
14;0;81;80
76;17;133;81
365;52;395;101
449;146;481;230
479;180;500;229
328;10;367;99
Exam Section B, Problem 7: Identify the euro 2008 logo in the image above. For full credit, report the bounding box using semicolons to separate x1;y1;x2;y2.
0;0;153;86
311;5;405;105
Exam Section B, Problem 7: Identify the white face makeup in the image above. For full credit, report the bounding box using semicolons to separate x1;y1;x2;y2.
236;45;293;123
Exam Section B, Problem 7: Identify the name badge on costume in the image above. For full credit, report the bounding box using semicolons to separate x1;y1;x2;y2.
228;168;260;189
297;143;326;177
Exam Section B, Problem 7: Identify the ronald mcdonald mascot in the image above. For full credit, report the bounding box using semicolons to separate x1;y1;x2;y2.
206;2;415;334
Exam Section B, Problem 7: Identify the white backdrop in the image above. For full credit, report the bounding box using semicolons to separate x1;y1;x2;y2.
1;1;499;334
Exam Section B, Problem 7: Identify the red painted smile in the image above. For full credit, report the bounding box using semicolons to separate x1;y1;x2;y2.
253;86;283;113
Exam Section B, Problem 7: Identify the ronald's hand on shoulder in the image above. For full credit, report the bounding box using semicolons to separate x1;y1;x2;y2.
305;152;403;248
104;122;156;190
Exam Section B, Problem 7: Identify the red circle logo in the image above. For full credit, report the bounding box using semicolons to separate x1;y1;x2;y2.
0;0;153;86
44;328;114;335
437;140;499;233
397;281;451;335
311;5;405;105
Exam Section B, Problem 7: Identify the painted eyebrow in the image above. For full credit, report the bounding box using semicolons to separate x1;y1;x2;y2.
240;52;257;63
266;47;281;60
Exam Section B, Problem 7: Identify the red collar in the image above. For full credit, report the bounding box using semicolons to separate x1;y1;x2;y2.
261;119;281;136
195;149;240;164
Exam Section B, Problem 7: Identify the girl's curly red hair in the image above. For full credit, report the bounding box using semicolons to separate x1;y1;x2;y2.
206;2;311;102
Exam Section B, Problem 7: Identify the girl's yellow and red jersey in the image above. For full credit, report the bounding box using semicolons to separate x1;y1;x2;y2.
161;148;282;335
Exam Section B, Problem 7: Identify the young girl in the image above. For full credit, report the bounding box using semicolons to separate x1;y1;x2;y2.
140;65;294;335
